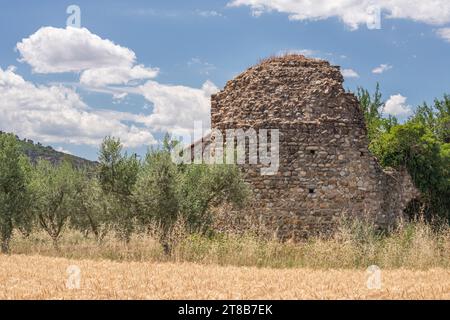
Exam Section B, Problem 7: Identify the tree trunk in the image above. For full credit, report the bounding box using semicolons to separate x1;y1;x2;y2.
160;229;172;256
1;238;10;254
162;241;171;255
1;220;13;254
87;214;99;240
52;237;60;251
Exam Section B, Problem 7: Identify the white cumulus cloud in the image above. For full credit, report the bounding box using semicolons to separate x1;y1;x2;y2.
55;147;73;155
341;68;359;78
80;65;159;87
383;94;413;117
436;27;450;42
10;26;222;149
228;0;450;30
16;27;136;73
17;26;163;92
372;64;393;74
0;67;156;148
196;10;223;17
137;80;219;138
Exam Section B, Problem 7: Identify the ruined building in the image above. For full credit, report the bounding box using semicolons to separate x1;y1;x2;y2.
209;55;418;238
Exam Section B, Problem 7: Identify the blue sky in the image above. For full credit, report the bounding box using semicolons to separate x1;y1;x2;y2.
1;0;449;160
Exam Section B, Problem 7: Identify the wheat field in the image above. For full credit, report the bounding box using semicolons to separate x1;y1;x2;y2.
0;254;449;300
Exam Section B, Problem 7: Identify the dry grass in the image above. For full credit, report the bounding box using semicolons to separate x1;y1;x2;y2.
9;219;450;269
0;254;448;299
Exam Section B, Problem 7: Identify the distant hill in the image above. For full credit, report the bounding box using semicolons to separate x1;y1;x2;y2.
0;131;97;169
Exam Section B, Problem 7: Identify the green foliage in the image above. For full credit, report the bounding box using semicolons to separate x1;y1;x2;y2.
0;134;30;253
98;137;139;197
407;101;450;219
0;131;96;168
177;163;249;233
357;83;399;148
357;83;383;135
372;123;446;189
359;87;450;221
132;138;249;252
70;176;113;242
0;134;248;251
96;135;248;248
29;160;83;248
134;146;179;231
413;95;450;143
98;137;140;241
133;145;178;252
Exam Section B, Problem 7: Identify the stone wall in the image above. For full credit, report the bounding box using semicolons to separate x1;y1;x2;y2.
210;55;419;239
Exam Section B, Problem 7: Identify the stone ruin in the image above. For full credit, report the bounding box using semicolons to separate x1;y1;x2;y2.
207;55;418;239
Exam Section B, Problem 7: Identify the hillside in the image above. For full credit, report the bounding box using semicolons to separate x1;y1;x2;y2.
0;131;97;168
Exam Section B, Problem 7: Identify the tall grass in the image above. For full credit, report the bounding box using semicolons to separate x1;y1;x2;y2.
8;218;450;269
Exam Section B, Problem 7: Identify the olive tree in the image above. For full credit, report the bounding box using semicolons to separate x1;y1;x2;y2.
29;160;82;249
133;139;249;254
133;148;178;253
177;163;249;233
70;176;113;242
98;137;140;242
0;134;29;253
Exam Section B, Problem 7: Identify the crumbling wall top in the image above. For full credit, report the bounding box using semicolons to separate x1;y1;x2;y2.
211;54;363;128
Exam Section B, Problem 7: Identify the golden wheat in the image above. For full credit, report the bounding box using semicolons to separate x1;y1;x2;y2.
2;219;448;299
0;254;448;299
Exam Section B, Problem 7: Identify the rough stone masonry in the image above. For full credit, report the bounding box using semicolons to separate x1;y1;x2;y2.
210;55;419;239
